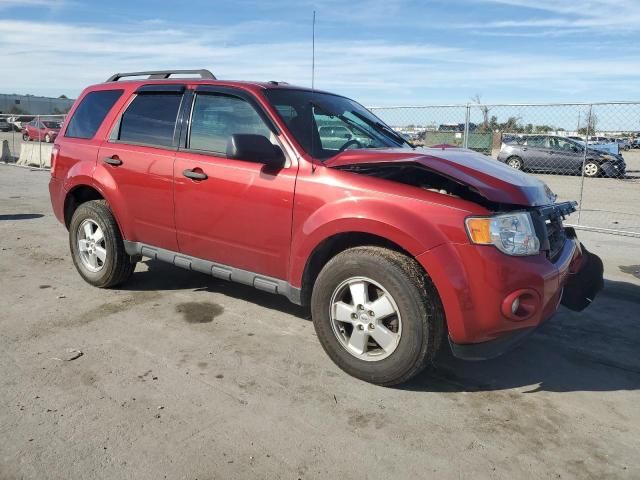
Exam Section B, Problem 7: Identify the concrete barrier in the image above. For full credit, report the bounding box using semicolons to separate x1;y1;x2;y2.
16;141;52;168
1;140;11;163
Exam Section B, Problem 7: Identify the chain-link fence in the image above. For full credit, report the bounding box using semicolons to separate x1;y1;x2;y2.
370;102;640;237
2;105;639;236
0;113;66;168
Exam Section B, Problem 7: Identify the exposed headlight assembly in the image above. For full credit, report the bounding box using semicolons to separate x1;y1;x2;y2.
465;212;540;256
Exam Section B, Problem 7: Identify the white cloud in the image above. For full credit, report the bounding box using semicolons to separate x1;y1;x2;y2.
0;0;68;8
465;0;640;32
0;18;639;104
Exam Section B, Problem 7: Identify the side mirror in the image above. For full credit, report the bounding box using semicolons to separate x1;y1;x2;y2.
226;134;285;170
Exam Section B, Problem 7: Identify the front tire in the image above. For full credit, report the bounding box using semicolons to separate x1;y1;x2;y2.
583;161;600;177
311;246;444;386
45;134;51;143
69;200;136;288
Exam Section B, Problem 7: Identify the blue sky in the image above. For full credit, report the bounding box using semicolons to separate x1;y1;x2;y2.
1;0;640;105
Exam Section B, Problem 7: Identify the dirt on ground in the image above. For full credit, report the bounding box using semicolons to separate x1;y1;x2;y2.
1;164;639;479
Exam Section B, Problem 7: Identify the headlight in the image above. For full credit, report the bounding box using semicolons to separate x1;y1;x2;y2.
465;212;540;256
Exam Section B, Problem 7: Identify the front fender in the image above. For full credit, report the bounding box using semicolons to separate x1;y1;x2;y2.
287;194;467;287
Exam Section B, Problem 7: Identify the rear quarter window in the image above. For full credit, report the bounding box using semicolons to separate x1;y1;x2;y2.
65;89;123;139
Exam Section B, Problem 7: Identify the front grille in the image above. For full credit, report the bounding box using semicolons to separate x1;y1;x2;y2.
531;201;577;261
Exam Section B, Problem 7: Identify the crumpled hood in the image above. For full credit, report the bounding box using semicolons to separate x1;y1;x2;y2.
324;147;558;207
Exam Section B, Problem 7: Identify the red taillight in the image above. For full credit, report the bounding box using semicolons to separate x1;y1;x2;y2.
50;145;60;177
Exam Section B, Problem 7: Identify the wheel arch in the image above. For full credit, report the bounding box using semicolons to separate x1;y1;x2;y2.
63;184;104;228
298;231;424;308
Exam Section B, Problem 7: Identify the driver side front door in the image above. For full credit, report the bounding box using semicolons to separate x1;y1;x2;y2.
173;87;297;280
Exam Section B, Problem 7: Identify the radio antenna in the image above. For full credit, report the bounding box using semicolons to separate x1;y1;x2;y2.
311;10;316;90
310;10;317;173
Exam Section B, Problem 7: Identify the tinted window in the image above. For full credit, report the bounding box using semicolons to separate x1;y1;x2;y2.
189;94;270;154
119;93;182;147
65;90;123;139
526;136;547;148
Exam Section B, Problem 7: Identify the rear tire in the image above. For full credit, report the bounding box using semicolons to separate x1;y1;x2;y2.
311;246;444;386
69;200;136;288
507;156;523;170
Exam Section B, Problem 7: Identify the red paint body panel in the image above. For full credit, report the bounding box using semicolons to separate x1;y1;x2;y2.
417;237;579;344
97;143;177;251
173;151;297;279
287;159;481;287
49;77;581;348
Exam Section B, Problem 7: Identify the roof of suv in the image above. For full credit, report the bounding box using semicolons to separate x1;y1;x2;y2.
91;69;330;95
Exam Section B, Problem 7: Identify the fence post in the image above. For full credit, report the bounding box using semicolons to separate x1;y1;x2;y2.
36;114;43;168
577;104;593;226
463;104;471;149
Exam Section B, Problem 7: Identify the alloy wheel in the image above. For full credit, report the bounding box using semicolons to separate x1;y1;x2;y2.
507;158;522;170
329;276;402;361
584;162;599;177
77;219;107;272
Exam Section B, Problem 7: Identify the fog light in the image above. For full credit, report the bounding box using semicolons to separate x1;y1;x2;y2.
501;289;540;321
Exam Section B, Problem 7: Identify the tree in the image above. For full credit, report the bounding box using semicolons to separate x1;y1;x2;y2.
471;94;491;132
58;94;68;99
578;113;598;135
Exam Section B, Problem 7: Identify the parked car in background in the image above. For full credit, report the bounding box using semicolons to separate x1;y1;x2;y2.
632;138;640;149
8;115;35;132
614;138;631;151
588;136;613;144
0;118;11;132
22;119;61;143
498;134;626;177
438;123;477;132
317;125;370;150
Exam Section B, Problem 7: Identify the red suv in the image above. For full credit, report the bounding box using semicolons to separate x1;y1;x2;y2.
49;69;603;385
23;118;61;143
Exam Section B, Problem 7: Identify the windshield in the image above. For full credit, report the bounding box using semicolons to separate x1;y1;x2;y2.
263;89;411;160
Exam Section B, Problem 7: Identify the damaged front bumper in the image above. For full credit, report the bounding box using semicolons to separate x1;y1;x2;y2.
448;229;604;361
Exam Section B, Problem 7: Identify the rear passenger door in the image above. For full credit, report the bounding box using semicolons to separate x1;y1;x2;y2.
173;87;297;280
97;85;184;251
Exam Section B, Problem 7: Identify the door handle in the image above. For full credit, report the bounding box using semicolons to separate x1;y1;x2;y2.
103;156;122;166
183;169;208;181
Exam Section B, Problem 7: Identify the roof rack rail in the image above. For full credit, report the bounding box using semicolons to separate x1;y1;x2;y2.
106;69;216;82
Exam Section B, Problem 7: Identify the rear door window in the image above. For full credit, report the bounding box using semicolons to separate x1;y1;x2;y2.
65;89;123;139
118;93;183;148
525;136;547;148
